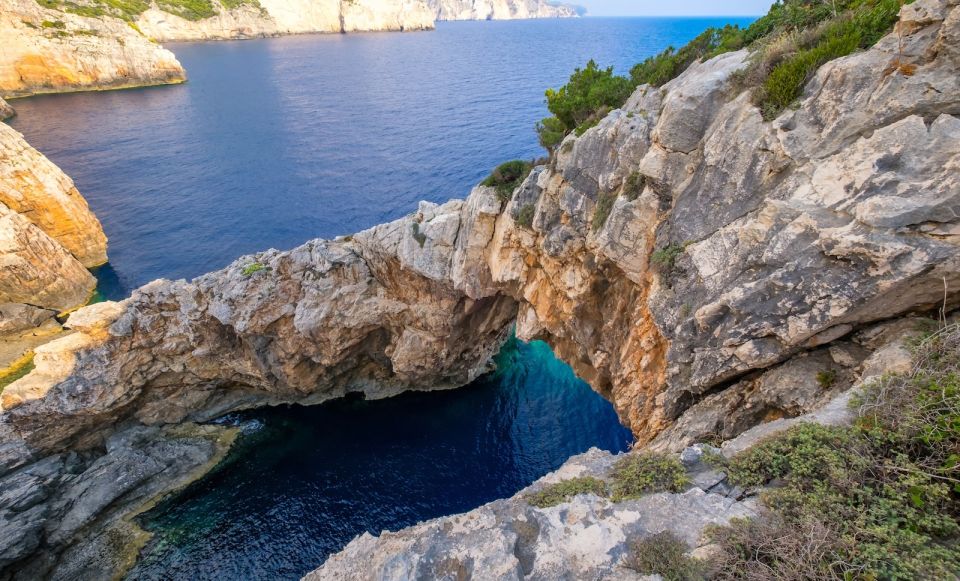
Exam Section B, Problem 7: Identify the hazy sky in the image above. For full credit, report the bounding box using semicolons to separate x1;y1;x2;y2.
577;0;775;16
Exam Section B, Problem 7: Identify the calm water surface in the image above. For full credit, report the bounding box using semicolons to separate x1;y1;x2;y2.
7;17;754;579
9;17;753;294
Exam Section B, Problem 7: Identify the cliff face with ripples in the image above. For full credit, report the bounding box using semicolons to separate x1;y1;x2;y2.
0;0;957;578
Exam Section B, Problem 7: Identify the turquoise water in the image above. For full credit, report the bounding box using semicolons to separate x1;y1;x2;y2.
127;338;633;580
6;17;755;579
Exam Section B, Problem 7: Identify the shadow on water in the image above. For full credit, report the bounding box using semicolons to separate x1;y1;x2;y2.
127;337;633;580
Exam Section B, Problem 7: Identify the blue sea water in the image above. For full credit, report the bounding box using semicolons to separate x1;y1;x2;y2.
7;16;754;579
127;338;633;580
9;17;754;295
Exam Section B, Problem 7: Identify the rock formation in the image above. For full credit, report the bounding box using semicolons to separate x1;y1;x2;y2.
0;0;957;577
0;99;13;121
426;0;578;20
0;118;106;434
0;0;187;97
0;123;107;268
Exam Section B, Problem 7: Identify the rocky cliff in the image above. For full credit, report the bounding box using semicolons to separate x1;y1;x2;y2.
0;118;106;441
426;0;578;20
134;0;435;41
0;0;957;577
0;0;186;97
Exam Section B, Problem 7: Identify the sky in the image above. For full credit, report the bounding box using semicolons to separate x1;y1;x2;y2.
575;0;776;16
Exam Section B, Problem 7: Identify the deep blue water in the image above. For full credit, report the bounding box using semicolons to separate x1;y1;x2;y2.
127;339;633;580
9;17;754;296
6;17;754;580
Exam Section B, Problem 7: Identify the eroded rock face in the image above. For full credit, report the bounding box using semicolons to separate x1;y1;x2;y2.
0;203;94;313
0;122;107;267
0;0;186;97
426;0;578;20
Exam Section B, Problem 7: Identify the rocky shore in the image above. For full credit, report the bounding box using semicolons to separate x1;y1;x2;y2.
0;0;956;577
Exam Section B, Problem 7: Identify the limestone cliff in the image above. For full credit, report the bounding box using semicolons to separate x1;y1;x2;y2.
0;121;105;316
0;0;957;577
0;0;186;97
134;0;435;41
0;123;107;268
426;0;578;20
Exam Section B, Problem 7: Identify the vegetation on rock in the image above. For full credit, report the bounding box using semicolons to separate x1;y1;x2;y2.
610;452;688;501
525;477;608;508
481;160;533;202
34;0;262;22
537;0;913;148
623;531;706;581
515;203;535;229
241;262;266;276
411;222;427;247
709;324;960;579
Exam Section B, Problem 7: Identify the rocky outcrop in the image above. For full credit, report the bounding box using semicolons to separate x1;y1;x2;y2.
0;99;13;121
311;447;755;580
0;120;106;311
0;0;186;97
426;0;578;20
0;123;107;268
308;318;923;580
134;0;435;41
0;0;957;576
0;203;94;313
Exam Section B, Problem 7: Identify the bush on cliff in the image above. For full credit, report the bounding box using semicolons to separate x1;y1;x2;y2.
525;477;608;508
536;0;912;149
481;160;533;202
708;324;960;579
610;452;689;501
536;61;634;150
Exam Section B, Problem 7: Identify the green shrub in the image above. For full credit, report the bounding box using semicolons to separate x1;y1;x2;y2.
592;191;617;233
411;222;427;247
525;477;608;508
650;243;686;272
622;172;646;202
515;204;535;229
241;262;266;276
481;160;533;202
41;19;65;28
610;452;688;501
623;532;705;581
630;24;746;88
536;0;910;149
815;369;837;388
711;325;960;579
537;60;633;151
